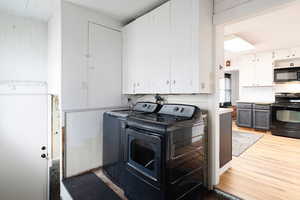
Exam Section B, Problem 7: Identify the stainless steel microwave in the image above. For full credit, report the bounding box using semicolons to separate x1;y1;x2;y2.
274;67;300;83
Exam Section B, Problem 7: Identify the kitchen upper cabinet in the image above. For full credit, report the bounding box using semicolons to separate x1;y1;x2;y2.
122;3;170;94
274;47;300;60
122;0;212;94
170;0;197;93
239;52;273;87
239;54;255;87
255;52;273;86
274;49;292;60
122;23;135;94
149;2;171;94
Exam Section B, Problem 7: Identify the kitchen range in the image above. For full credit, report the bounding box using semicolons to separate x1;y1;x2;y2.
271;93;300;139
103;102;208;200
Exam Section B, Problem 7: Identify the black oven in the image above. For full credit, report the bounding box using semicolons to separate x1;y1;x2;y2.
125;127;162;188
274;67;300;83
271;93;300;139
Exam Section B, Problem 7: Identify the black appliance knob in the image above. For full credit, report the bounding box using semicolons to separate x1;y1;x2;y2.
41;154;46;159
174;107;179;112
41;146;46;150
180;108;185;112
143;104;147;108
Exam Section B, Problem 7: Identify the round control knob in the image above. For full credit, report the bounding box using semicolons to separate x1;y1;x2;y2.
143;104;147;108
180;108;185;113
174;107;179;112
41;154;46;159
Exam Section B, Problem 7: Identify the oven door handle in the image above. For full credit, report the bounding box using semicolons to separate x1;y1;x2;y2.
127;162;159;182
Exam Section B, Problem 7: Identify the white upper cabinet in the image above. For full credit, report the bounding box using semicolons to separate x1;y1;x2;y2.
273;47;300;60
122;23;135;94
122;0;212;94
239;52;273;87
239;54;255;87
149;2;171;94
255;52;273;86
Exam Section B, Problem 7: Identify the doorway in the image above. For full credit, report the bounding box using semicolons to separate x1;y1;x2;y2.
215;1;300;199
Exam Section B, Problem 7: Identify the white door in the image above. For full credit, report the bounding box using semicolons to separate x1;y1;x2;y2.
88;22;122;108
0;94;48;200
170;0;197;93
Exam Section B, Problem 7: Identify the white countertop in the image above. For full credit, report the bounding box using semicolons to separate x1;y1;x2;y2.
218;108;233;115
236;100;274;104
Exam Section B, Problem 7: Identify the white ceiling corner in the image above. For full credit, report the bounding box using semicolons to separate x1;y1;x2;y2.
65;0;168;24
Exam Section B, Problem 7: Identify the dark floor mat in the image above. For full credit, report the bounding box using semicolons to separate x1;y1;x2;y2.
182;187;237;200
50;160;60;200
63;172;122;200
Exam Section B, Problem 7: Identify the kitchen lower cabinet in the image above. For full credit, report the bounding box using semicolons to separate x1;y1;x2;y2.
237;103;253;128
237;103;271;130
220;112;232;168
253;104;271;130
122;0;212;94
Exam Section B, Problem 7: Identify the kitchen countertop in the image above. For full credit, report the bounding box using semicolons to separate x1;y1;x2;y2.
219;108;233;115
236;100;274;104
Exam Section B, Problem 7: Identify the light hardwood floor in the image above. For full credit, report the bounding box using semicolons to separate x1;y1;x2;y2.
216;123;300;200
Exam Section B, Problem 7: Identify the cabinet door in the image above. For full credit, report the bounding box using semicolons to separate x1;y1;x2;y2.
220;112;232;168
255;52;273;86
88;23;122;108
239;54;255;87
274;49;291;60
253;109;270;130
134;15;153;94
122;24;136;94
150;2;171;94
290;47;300;58
237;108;252;128
170;0;198;93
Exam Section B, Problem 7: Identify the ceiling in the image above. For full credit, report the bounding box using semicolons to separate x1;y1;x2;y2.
225;1;300;55
0;0;52;21
65;0;167;23
0;0;167;23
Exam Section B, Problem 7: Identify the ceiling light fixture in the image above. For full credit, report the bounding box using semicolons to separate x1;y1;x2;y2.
224;35;255;52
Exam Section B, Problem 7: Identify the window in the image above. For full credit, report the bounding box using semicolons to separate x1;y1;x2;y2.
219;73;232;107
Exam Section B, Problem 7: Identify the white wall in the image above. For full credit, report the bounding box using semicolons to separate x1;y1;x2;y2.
0;12;47;82
61;1;123;177
48;0;62;96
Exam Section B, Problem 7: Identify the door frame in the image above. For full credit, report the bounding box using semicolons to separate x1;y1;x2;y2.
211;0;299;187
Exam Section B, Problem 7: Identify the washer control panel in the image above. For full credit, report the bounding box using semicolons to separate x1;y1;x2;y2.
133;102;159;113
158;104;196;118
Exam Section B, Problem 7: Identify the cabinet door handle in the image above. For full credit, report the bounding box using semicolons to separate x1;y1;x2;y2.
173;80;176;84
166;80;170;85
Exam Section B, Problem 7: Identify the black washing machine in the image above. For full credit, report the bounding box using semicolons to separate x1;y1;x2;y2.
102;102;160;188
123;104;208;200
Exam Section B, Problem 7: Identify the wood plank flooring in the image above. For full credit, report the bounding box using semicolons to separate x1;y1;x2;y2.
216;123;300;200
